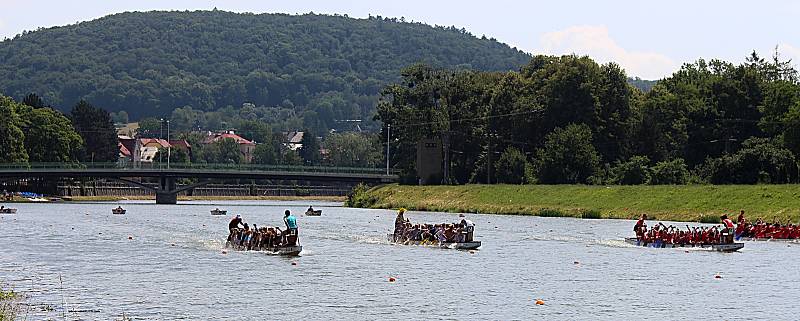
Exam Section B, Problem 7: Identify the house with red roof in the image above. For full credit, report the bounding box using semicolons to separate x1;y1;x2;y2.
118;136;191;167
203;131;256;163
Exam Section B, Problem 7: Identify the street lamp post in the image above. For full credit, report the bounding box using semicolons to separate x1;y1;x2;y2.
385;124;391;175
167;120;171;169
159;118;164;166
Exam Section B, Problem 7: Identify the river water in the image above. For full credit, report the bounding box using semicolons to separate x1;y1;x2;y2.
0;201;797;320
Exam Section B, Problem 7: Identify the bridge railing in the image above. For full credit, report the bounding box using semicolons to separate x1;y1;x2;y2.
0;162;400;175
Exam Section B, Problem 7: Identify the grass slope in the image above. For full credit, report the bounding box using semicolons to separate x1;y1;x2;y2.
362;184;800;222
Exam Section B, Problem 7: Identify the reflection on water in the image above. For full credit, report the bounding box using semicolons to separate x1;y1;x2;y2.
0;200;797;320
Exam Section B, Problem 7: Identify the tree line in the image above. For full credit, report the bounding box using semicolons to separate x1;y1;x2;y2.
0;94;118;164
377;52;800;185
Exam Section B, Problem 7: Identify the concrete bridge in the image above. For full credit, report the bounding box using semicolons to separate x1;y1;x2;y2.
0;163;398;204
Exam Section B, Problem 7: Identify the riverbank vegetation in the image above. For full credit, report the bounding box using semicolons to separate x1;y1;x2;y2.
0;287;20;321
377;51;800;186
352;184;800;222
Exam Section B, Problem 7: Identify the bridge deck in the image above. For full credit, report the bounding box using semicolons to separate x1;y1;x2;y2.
0;163;399;183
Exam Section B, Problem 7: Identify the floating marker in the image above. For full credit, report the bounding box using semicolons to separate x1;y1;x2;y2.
535;299;545;305
573;261;579;265
222;250;227;254
291;262;297;266
714;273;722;279
469;250;475;254
388;277;396;282
128;236;133;240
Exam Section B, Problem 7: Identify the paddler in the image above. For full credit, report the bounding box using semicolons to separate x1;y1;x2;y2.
721;214;735;244
634;214;647;240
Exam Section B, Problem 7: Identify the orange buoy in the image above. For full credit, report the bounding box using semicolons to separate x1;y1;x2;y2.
388;277;396;282
535;299;545;305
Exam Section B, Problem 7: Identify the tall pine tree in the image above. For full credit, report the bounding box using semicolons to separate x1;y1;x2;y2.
299;129;321;166
70;100;118;162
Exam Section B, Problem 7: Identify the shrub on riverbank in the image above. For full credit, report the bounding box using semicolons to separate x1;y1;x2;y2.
353;184;800;223
0;288;20;321
345;183;378;208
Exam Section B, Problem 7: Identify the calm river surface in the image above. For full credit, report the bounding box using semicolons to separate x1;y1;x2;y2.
1;201;798;320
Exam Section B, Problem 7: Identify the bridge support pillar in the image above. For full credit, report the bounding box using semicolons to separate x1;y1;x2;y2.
156;176;178;204
155;192;177;204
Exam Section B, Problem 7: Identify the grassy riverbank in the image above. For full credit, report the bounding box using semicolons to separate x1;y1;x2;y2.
354;184;800;222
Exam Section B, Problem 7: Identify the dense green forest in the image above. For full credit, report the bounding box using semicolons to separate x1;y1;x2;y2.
0;10;530;132
378;52;800;185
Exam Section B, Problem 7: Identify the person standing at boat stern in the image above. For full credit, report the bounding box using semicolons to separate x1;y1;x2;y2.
460;217;475;242
283;210;298;245
394;208;409;241
229;214;244;233
634;214;647;240
721;214;735;244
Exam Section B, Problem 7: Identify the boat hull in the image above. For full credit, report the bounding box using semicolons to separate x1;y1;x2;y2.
738;237;800;243
387;234;481;250
226;242;302;256
305;210;322;216
0;208;17;214
210;210;227;215
112;209;126;215
624;238;743;252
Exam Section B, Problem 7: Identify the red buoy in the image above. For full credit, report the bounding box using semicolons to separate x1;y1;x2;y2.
388;277;396;282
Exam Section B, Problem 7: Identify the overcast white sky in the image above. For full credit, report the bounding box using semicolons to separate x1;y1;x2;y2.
1;0;798;79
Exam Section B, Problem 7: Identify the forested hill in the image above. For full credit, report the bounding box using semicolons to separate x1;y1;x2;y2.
0;10;531;122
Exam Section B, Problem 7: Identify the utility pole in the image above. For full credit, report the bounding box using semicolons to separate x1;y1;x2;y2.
486;135;491;184
386;124;391;175
159;118;163;166
167;120;171;169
